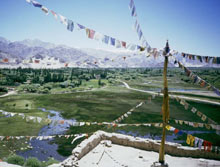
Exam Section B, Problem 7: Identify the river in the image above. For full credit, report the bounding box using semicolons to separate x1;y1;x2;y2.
17;108;76;161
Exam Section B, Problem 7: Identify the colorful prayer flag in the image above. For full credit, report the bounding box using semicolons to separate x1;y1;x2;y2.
86;29;95;39
59;14;68;26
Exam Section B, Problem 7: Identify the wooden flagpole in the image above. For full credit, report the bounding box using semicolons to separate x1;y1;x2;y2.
158;41;170;165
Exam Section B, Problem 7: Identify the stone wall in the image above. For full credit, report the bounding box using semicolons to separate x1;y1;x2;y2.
61;131;220;167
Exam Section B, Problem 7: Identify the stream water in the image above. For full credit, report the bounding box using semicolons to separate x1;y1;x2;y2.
17;108;76;161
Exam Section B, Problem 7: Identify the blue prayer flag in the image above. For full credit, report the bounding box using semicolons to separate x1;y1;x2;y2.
67;20;74;32
110;37;115;46
177;130;183;135
77;24;85;30
129;0;134;9
32;0;42;8
131;6;136;16
102;35;109;44
138;30;143;40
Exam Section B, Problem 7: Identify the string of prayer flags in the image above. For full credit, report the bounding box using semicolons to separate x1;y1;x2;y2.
173;119;220;131
129;0;137;17
25;0;146;52
186;134;214;152
112;101;144;124
174;60;220;96
180;52;220;65
166;124;219;153
175;96;218;125
0;110;45;124
128;0;151;52
0;134;80;144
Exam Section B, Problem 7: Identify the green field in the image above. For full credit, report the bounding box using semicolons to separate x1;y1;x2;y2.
0;68;220;160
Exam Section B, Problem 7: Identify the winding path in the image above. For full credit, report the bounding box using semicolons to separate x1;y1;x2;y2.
121;81;220;106
0;90;17;98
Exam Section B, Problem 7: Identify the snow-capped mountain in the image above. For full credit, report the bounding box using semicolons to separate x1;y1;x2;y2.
0;37;219;69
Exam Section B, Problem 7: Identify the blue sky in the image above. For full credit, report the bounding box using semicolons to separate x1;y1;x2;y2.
0;0;220;57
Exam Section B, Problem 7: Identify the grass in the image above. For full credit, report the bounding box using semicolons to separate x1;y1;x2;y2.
126;76;202;91
187;101;220;124
50;79;108;94
0;75;220;159
0;92;7;96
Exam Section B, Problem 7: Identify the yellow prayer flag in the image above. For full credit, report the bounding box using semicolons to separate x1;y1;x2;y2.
166;125;171;130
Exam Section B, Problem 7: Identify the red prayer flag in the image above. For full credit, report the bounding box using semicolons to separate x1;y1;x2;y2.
86;29;95;39
122;41;126;48
174;129;179;134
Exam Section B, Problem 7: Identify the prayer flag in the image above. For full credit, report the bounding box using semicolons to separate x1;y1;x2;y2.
41;6;49;15
102;35;110;44
197;123;203;128
191;107;197;113
174;128;179;134
131;6;137;17
129;0;134;9
115;40;122;48
26;0;31;4
86;29;95;39
32;0;42;8
67;19;74;32
121;41;126;48
198;139;203;150
197;111;202;117
212;57;217;64
110;37;115;46
138;29;143;40
205;124;211;130
166;125;171;130
201;114;207;121
186;134;191;145
94;32;103;41
177;130;183;135
59;14;68;26
51;10;58;19
77;23;85;30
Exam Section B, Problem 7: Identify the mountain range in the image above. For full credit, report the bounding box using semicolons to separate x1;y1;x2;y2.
0;36;218;68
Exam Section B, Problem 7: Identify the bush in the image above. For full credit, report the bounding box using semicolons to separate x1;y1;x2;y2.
25;157;42;167
42;158;59;166
6;154;25;166
0;87;8;93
